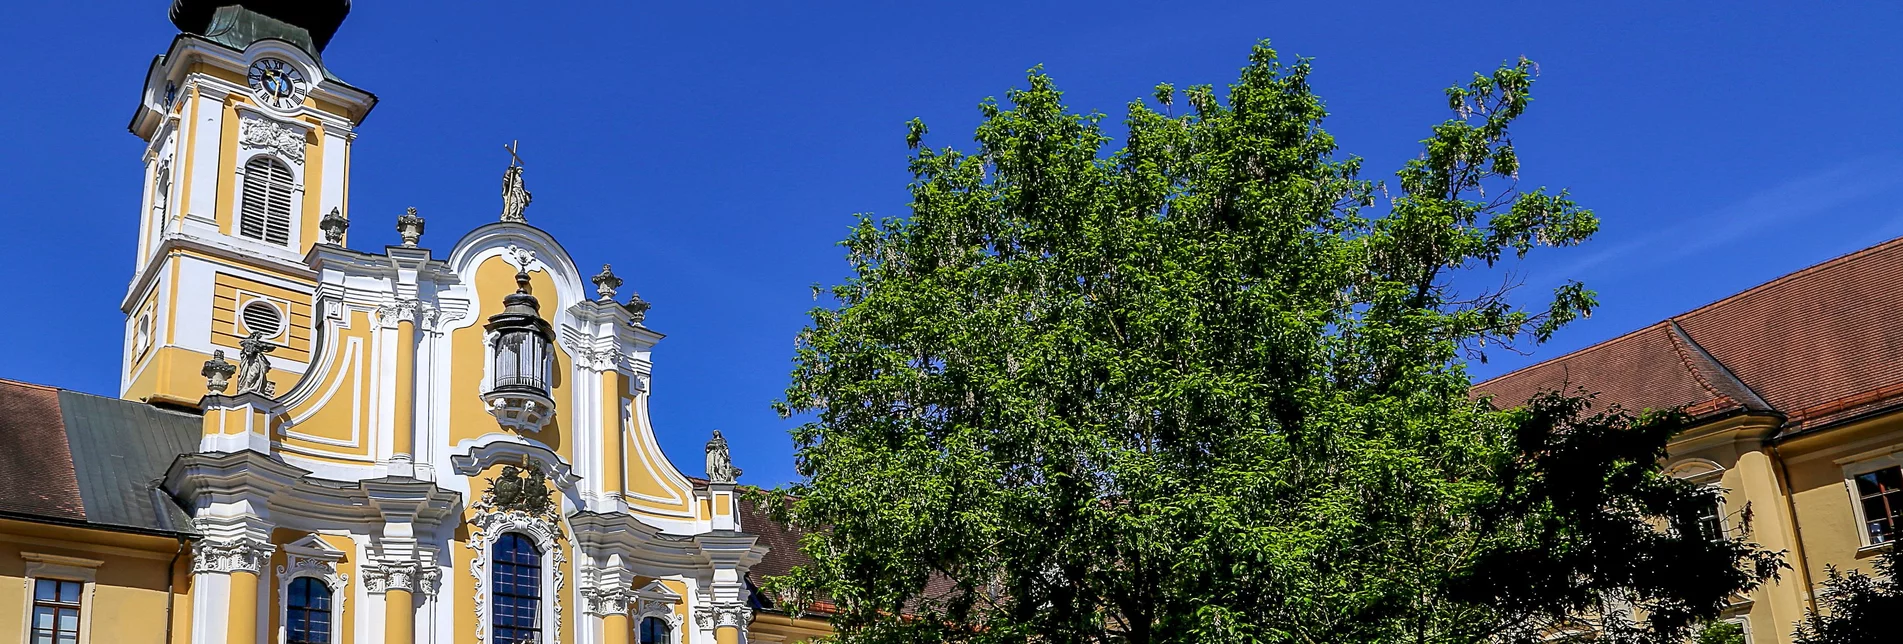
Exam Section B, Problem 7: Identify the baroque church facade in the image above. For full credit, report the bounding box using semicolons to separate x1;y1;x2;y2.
0;2;828;644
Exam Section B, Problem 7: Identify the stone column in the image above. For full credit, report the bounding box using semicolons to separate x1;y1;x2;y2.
583;553;635;644
713;605;749;644
389;314;418;474
586;586;633;644
367;560;418;644
193;537;274;644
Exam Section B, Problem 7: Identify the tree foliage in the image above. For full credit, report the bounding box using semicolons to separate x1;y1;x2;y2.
1792;546;1903;644
762;42;1780;643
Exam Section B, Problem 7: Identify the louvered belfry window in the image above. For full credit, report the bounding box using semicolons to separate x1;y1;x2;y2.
239;156;295;245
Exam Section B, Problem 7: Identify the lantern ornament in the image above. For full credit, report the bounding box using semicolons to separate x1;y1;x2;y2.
482;269;557;431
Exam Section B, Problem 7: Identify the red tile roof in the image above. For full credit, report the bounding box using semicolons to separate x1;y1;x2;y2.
1476;236;1903;433
0;379;86;521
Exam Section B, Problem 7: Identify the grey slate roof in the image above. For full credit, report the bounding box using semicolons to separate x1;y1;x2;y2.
0;379;197;536
56;389;199;534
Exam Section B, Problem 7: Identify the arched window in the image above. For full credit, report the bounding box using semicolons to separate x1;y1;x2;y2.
639;616;671;644
239;156;295;246
492;533;543;644
285;577;332;644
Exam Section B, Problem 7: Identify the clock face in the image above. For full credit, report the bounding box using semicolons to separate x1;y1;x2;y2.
246;58;308;111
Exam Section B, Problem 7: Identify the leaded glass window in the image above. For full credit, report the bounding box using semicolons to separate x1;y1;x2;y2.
492;533;542;644
640;616;671;644
286;577;332;644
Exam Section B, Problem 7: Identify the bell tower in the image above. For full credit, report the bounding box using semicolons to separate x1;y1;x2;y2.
122;0;375;406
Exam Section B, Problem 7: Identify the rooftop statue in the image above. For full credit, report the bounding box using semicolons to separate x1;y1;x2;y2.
706;430;742;484
500;140;532;223
236;331;276;396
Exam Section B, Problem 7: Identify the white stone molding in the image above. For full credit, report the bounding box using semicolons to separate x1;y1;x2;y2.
238;115;306;164
501;245;544;274
21;553;103;644
276;534;348;643
449;435;581;489
193;536;276;575
22;552;104;583
468;505;567;644
632;579;684;630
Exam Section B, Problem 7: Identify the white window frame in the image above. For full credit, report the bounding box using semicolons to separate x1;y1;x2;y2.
1667;458;1729;541
133;312;154;358
19;553;103;644
1840;450;1903;549
470;520;566;644
632;580;683;644
275;534;347;644
236;294;292;342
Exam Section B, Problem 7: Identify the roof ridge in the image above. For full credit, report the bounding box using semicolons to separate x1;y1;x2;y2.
1475;234;1903;390
1671;234;1903;322
1663;321;1728;402
1667;319;1773;412
0;378;61;392
1471;322;1671;391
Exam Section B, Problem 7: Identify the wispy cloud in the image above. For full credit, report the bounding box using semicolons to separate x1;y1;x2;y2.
1535;154;1903;284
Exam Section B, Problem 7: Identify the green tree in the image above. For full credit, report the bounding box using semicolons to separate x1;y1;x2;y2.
1693;621;1746;644
1792;546;1903;644
762;42;1781;643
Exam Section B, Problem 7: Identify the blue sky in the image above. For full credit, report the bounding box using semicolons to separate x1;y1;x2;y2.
3;1;1900;487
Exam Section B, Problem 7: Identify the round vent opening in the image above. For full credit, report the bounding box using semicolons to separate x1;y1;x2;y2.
241;300;285;338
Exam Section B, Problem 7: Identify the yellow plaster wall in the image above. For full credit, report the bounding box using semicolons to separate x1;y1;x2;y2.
277;309;376;460
124;346;304;407
131;286;160;368
123;345;301;408
214;95;240;236
212;272;314;362
1781;415;1903;582
621;386;696;517
0;522;185;644
299;118;326;251
447;257;571;460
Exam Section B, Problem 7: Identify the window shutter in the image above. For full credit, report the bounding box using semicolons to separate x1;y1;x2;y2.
239;157;296;246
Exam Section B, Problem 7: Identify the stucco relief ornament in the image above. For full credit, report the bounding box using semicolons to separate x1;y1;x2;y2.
397;207;425;247
695;605;753;631
477;464;560;520
706;430;742;484
238;116;305;163
469;460;567;643
582;586;631;616
500;140;532;223
592;264;622;301
319;207;348;245
192;537;274;575
235;331;276;396
277;535;348;601
202;350;236;394
368;560;418;593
